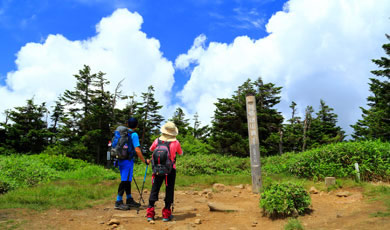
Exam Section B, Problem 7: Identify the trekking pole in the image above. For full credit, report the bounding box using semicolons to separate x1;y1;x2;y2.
132;175;145;204
137;164;148;214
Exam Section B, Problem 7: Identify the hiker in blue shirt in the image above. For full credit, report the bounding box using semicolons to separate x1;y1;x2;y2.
115;117;150;210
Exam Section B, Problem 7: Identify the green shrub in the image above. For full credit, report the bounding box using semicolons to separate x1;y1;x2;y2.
177;153;251;175
0;154;117;194
288;141;390;181
260;182;311;218
179;135;212;155
261;141;390;181
0;155;60;192
32;154;89;171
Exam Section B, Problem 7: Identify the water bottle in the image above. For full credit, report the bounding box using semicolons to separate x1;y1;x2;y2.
107;141;111;161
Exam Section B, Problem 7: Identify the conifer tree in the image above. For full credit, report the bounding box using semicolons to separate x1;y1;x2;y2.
58;65;115;162
352;35;390;141
0;98;51;153
169;107;190;137
283;101;303;153
191;112;210;141
211;78;283;157
115;93;141;128
137;86;164;151
302;105;314;151
88;71;113;163
307;100;344;148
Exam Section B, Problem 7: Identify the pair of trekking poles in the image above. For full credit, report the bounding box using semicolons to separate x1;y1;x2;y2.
133;164;148;214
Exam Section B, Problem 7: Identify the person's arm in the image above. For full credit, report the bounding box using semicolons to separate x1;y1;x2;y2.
176;141;183;155
135;147;150;165
131;132;150;165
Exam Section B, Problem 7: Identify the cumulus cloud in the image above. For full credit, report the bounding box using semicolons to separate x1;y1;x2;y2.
175;0;390;137
1;9;174;119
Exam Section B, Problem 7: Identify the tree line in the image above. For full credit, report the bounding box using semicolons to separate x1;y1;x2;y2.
0;36;388;162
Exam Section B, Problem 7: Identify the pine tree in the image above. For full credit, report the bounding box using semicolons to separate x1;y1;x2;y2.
210;78;283;157
88;71;113;163
352;35;390;141
169;107;190;137
191;112;210;141
254;78;284;156
307;100;344;148
283;101;303;153
302;105;314;151
48;100;65;144
58;65;115;162
136;86;164;151
0;98;51;153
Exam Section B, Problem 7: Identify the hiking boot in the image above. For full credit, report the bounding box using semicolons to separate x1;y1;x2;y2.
126;198;141;207
146;207;155;222
114;200;130;210
162;208;173;222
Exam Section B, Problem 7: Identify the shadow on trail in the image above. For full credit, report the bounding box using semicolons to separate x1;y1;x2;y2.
173;213;197;221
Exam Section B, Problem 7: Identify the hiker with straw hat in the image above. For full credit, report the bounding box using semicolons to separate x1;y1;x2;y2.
146;121;183;222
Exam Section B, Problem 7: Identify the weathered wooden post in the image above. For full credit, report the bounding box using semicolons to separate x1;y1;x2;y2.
246;94;263;193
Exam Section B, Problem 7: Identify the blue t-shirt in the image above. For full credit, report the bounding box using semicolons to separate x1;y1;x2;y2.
128;129;140;154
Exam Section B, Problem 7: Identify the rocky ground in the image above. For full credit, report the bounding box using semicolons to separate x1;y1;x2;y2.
1;183;390;230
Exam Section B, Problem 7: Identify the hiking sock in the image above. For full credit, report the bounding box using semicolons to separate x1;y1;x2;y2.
126;194;132;200
116;195;123;202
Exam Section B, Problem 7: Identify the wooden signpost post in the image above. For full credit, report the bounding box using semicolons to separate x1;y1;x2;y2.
246;94;263;193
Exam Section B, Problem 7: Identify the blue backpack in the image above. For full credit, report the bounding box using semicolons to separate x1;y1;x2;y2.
110;126;135;160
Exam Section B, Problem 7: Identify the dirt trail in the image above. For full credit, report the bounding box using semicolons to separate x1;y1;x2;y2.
1;185;390;230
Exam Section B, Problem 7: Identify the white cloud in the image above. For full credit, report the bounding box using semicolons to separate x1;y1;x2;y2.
1;9;174;121
176;0;390;137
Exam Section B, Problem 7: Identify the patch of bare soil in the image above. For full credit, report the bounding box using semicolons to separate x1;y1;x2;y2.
1;185;390;230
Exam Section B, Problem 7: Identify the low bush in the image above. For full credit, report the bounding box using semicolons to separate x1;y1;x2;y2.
32;154;89;171
260;182;311;218
261;141;390;181
177;153;251;175
0;155;60;193
0;154;116;194
289;141;390;181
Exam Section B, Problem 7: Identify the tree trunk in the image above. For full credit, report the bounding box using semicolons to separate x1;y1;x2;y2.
279;127;283;155
302;118;307;151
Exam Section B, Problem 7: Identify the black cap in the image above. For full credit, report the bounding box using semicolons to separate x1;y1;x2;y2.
127;117;138;128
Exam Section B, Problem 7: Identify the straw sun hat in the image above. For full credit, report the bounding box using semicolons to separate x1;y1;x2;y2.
160;121;178;142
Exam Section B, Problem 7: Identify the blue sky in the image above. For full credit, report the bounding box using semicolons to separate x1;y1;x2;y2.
0;0;285;86
0;0;389;137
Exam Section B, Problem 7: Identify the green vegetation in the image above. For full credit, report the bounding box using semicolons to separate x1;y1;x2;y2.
365;185;390;217
284;218;304;230
262;140;390;181
0;140;389;214
0;154;116;194
260;182;311;218
352;35;390;141
133;153;251;176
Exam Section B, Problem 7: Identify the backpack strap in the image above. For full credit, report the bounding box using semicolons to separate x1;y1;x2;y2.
127;130;136;160
158;139;171;151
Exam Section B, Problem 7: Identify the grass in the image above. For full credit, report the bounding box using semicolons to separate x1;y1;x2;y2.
364;184;390;217
0;179;117;211
284;218;304;230
0;219;26;230
0;172;253;211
